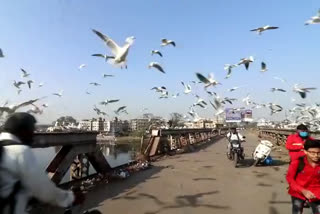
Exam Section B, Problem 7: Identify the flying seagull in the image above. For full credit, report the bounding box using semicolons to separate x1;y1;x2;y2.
92;29;135;68
271;88;286;93
161;38;175;47
42;104;49;108
38;82;44;87
93;105;108;116
115;106;127;115
90;82;101;86
21;68;30;78
27;80;34;89
250;25;279;35
207;91;217;96
224;64;237;79
293;84;317;99
92;54;114;61
0;48;4;58
0;98;43;116
238;56;254;70
148;62;165;73
181;81;192;94
228;86;241;92
151;50;163;57
100;99;120;106
53;90;63;97
172;93;180;98
13;81;25;89
103;74;114;78
305;9;320;25
27;104;43;115
273;76;286;83
86;91;91;95
269;103;283;115
151;86;167;93
261;62;268;72
196;72;220;88
78;64;86;71
17;89;22;95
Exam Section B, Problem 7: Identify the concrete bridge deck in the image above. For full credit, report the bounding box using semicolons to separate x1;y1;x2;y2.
77;132;291;214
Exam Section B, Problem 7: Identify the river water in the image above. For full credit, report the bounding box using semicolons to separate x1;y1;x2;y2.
32;142;138;183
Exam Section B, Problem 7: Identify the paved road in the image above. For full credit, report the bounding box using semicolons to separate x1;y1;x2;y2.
82;132;292;214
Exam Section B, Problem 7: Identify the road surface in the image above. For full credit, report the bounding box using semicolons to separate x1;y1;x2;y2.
81;131;292;214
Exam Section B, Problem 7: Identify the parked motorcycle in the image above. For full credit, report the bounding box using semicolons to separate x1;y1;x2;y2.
252;140;273;166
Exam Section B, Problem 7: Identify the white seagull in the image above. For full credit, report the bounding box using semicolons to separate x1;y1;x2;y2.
53;90;63;97
92;29;135;68
103;74;114;78
21;68;30;78
273;76;286;83
13;81;25;89
151;86;167;93
228;86;241;92
161;38;176;47
261;62;268;72
250;25;279;35
90;82;101;86
78;64;87;71
148;62;165;73
100;99;120;106
0;98;43;116
151;50;163;57
271;88;286;93
27;80;34;89
293;84;317;99
38;82;44;87
238;56;254;70
196;72;221;88
305;9;320;25
172;93;180;98
224;64;237;79
181;82;192;94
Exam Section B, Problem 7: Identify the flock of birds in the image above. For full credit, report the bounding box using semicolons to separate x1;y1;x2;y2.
1;8;320;129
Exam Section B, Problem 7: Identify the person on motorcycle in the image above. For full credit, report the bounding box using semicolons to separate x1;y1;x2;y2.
286;124;314;162
286;139;320;214
226;128;245;158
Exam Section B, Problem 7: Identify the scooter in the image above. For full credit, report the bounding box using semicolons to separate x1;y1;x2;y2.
252;140;273;166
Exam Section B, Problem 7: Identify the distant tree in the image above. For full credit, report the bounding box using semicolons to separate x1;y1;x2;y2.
55;116;77;126
168;113;184;128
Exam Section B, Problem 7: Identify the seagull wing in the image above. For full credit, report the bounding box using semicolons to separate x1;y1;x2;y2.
14;99;40;111
157;51;163;57
266;26;279;30
21;68;27;76
196;73;209;84
299;92;306;99
92;29;120;55
170;41;176;47
153;63;165;73
244;62;250;70
261;62;267;71
92;54;106;58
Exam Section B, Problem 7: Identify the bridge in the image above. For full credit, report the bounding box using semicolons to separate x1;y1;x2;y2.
27;128;307;214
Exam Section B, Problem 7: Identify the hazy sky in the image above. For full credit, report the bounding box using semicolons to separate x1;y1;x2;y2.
1;0;320;124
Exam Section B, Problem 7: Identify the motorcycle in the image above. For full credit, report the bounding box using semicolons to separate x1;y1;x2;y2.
228;137;246;168
252;140;273;166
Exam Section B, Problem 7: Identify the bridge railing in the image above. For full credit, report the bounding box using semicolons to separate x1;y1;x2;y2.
142;128;228;157
258;128;320;145
5;131;130;188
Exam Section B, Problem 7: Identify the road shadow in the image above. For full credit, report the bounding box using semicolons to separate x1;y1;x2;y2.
269;206;280;214
76;165;165;212
142;190;230;214
193;177;217;181
237;158;254;168
272;159;289;166
202;165;214;169
257;182;273;187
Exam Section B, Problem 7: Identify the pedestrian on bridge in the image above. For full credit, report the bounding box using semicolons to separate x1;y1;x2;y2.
286;139;320;214
0;113;81;214
286;124;314;162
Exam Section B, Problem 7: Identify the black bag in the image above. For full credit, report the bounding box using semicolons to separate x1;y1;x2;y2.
0;141;22;214
294;156;305;180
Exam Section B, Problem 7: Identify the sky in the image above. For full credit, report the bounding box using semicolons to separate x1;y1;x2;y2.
1;0;320;124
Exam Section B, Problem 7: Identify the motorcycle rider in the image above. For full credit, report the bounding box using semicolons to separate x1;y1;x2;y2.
226;128;245;158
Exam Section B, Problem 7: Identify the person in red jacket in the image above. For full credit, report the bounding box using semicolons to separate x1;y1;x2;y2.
286;124;314;162
286;139;320;214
